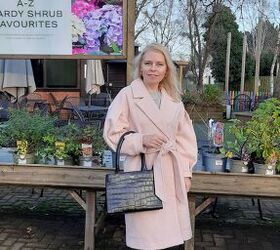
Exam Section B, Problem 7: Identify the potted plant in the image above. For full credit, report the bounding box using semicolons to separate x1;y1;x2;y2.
78;125;106;167
54;141;68;165
80;126;94;158
246;98;280;175
220;119;252;173
36;134;57;164
4;109;56;164
201;121;227;172
58;124;81;165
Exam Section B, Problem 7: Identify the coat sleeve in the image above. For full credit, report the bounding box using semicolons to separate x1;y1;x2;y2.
103;88;144;156
176;103;198;178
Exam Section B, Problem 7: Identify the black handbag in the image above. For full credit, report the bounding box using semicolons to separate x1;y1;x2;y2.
105;131;163;214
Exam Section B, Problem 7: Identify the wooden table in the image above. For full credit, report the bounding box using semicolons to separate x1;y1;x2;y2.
186;171;280;250
1;165;279;250
0;164;112;250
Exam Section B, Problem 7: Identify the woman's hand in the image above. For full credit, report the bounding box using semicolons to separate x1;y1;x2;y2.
184;177;192;192
143;134;167;149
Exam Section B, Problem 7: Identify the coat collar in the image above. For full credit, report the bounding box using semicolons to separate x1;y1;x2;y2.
130;78;178;139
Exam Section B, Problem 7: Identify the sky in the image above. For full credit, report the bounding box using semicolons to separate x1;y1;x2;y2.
233;0;280;32
135;0;280;60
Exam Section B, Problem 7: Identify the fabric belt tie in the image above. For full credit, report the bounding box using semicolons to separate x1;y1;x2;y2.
153;141;186;204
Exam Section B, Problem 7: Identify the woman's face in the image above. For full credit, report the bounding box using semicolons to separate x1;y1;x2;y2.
140;50;167;87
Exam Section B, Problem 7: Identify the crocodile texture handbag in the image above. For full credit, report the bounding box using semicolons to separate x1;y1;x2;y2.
105;131;163;214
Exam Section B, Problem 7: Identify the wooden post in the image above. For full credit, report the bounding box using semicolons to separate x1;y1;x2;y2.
84;191;96;250
254;17;265;97
240;34;247;94
126;0;136;84
179;65;184;88
185;194;196;250
225;32;231;94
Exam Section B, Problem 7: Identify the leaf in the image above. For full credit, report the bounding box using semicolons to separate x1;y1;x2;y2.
110;42;120;53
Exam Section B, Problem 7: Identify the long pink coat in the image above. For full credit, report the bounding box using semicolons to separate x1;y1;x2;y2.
103;78;197;250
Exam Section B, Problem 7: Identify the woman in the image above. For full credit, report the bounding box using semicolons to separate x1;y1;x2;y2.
103;43;197;250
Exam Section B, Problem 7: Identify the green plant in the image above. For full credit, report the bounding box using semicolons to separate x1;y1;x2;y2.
181;89;201;105
182;84;224;106
80;125;95;144
246;98;280;171
220;119;251;161
3;109;56;154
37;134;57;161
58;124;81;163
200;84;224;106
54;141;68;160
0;127;14;148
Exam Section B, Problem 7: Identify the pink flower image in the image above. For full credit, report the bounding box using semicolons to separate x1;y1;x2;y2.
72;0;97;19
71;0;123;55
72;48;87;55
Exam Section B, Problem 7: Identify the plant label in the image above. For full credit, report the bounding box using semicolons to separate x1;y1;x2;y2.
215;160;223;166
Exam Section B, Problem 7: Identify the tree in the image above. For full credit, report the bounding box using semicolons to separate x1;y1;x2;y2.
135;0;188;59
184;0;253;89
184;0;222;88
134;0;165;41
274;53;280;98
237;0;279;94
206;4;254;89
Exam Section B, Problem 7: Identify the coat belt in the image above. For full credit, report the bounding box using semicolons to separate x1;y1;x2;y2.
153;141;187;204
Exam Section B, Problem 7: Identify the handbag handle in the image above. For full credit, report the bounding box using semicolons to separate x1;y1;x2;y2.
115;131;147;173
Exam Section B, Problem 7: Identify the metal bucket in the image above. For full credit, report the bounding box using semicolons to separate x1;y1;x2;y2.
0;147;16;163
202;152;226;172
254;162;275;175
229;159;248;173
79;156;93;167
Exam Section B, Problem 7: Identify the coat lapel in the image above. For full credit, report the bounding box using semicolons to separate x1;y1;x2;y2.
131;79;177;139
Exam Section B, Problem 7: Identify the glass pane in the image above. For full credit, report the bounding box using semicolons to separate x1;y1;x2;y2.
45;60;78;88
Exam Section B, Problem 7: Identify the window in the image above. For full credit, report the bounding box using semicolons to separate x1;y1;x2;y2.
31;59;81;89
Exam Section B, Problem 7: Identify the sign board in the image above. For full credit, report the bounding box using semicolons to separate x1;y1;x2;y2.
0;0;126;58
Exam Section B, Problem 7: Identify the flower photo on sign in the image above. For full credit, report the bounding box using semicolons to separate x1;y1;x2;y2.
71;0;123;55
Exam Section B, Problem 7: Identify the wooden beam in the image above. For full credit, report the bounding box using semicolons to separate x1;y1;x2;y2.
225;32;231;94
195;197;216;216
240;34;247;94
69;190;86;210
1;165;280;198
0;164;113;189
185;194;196;250
126;0;136;84
84;191;96;250
191;172;280;197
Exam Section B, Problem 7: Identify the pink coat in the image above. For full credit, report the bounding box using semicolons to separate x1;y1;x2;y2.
103;79;197;250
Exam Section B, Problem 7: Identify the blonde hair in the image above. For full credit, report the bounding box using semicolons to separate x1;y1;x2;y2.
132;43;181;102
